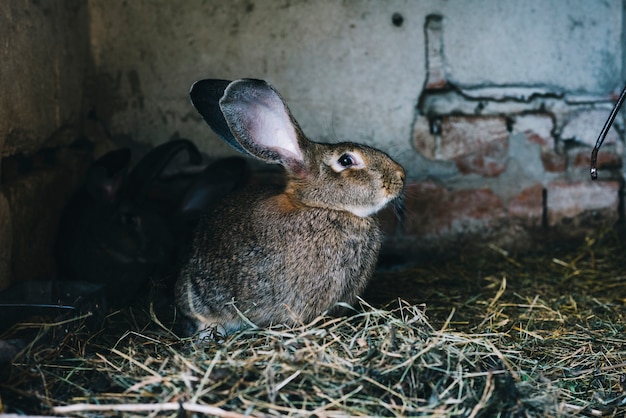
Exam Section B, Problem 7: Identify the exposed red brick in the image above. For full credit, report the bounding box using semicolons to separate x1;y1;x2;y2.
403;181;505;237
526;133;548;147
453;139;507;177
412;116;437;159
546;181;619;226
452;189;505;219
402;181;448;237
0;192;11;290
439;115;509;159
377;204;400;236
424;14;447;90
508;184;544;227
572;149;622;170
512;113;555;148
541;151;566;173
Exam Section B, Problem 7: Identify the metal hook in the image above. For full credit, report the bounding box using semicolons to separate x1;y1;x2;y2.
590;85;626;180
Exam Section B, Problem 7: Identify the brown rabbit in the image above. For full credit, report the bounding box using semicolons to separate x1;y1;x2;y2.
175;79;405;336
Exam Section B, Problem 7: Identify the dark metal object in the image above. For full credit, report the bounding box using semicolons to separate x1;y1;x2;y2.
590;85;626;180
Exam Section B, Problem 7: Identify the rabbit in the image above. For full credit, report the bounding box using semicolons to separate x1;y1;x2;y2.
155;155;250;295
171;156;249;236
55;139;203;307
175;78;405;337
151;155;250;229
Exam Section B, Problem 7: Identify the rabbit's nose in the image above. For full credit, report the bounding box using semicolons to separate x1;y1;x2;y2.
395;166;406;183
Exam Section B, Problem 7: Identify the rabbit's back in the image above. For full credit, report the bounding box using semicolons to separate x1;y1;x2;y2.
175;186;381;332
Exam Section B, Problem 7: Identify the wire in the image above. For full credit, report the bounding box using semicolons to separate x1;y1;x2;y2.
590;85;626;180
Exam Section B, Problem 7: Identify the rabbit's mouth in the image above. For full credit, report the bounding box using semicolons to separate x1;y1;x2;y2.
344;170;404;218
344;204;385;218
299;167;405;218
342;194;399;218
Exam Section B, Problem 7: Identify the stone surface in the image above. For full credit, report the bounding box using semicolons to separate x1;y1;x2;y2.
423;115;510;176
378;205;401;236
560;109;621;147
453;139;508;177
3;169;62;280
403;181;506;238
424;14;447;89
412;116;437;159
571;148;622;170
508;184;544;228
0;191;12;290
2;148;91;281
439;116;509;160
540;151;567;173
0;1;91;157
546;181;620;227
513;113;555;148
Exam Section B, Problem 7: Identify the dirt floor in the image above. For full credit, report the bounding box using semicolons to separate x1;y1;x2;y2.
1;229;626;417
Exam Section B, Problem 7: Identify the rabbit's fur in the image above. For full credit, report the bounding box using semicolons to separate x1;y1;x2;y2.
55;146;172;307
175;79;405;336
55;140;247;307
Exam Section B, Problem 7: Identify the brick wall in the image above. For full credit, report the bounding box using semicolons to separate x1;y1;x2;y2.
380;14;624;258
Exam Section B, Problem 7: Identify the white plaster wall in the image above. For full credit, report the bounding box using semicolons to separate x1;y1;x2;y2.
442;0;623;93
87;0;624;178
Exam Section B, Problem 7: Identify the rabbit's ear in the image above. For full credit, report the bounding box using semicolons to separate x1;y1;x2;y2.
86;148;132;202
179;156;249;219
126;139;202;198
190;79;252;156
219;79;306;173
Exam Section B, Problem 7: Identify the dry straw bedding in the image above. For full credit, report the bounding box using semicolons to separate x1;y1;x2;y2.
1;232;626;417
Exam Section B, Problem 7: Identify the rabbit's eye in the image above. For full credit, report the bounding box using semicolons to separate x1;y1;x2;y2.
331;151;364;172
338;154;355;167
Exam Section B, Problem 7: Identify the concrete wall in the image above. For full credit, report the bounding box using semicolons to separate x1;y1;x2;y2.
1;1;91;157
86;0;623;177
0;0;93;288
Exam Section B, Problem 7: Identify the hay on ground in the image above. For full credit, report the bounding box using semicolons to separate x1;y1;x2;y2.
1;230;626;417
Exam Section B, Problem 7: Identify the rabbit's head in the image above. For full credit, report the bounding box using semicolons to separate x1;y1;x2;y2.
55;140;203;306
86;140;202;263
190;79;405;216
